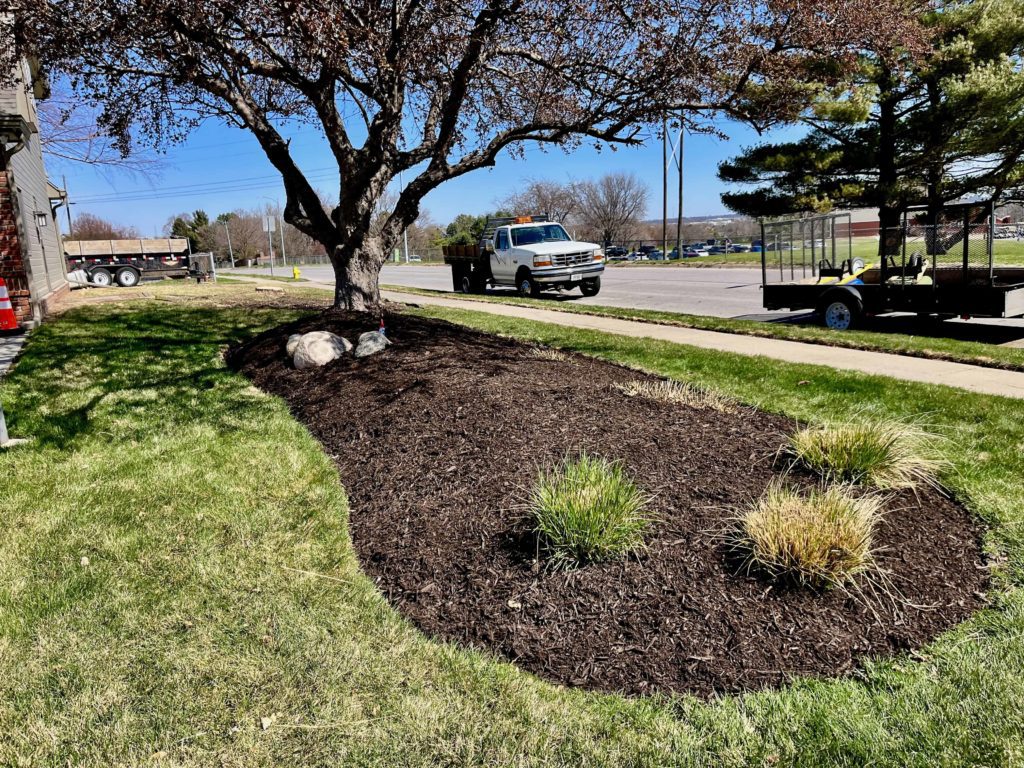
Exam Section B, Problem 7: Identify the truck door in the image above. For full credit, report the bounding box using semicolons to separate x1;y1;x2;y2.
492;227;513;283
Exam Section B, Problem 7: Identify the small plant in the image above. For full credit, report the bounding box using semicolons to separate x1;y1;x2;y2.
530;453;653;568
735;482;883;588
529;346;570;362
788;420;944;489
616;379;736;413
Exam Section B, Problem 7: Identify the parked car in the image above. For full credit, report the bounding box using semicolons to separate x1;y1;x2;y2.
605;246;629;261
647;249;665;260
409;254;423;262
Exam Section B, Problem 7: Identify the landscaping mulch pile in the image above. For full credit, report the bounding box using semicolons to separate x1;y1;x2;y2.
231;310;987;698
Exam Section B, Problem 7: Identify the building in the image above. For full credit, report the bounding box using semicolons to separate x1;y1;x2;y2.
0;58;68;328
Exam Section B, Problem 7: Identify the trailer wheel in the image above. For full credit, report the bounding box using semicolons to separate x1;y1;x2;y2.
580;276;601;297
90;268;112;287
822;297;857;330
115;267;140;287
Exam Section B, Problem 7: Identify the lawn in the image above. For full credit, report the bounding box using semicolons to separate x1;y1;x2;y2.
381;284;1024;372
1;282;1022;766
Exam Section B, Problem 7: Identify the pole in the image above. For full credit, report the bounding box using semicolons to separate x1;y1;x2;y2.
224;222;235;267
267;226;275;277
675;118;683;259
279;214;287;267
62;175;73;237
400;170;410;263
661;114;668;259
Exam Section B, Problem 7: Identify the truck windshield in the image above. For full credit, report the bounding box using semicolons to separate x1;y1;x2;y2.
510;224;571;246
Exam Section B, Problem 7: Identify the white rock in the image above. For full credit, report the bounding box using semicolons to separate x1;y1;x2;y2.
286;333;303;356
354;331;391;359
292;331;352;370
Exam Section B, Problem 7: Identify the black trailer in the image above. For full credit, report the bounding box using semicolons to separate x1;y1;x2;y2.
64;238;206;287
760;203;1024;329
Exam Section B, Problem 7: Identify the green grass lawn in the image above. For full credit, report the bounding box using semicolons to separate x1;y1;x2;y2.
382;284;1024;372
2;283;1023;765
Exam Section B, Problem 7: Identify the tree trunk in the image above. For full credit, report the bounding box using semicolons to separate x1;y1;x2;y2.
331;238;387;311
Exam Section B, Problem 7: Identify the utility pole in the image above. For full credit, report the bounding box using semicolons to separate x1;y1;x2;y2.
223;221;235;268
264;215;276;277
675;117;684;258
399;169;410;263
661;114;668;259
62;175;73;237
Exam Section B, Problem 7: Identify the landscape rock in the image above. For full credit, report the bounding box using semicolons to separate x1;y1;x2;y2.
292;331;352;369
286;334;303;356
354;331;391;359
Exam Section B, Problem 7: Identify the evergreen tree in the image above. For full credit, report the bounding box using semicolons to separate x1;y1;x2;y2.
719;0;1024;243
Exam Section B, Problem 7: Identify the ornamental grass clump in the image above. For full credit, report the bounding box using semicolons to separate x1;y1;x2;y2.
788;420;944;489
616;379;736;413
736;482;883;589
530;453;653;568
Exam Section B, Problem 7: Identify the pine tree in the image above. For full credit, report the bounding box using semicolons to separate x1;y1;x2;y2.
719;0;1024;242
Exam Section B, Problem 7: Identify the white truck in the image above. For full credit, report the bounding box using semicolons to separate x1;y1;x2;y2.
443;215;604;297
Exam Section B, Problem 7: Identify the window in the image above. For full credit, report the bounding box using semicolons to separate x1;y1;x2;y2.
511;224;570;246
496;229;509;250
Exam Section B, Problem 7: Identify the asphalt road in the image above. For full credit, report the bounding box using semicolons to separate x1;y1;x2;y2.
238;263;794;320
226;262;1024;340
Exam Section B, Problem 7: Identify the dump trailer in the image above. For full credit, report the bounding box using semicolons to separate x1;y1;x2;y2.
760;203;1024;330
64;238;205;287
443;215;604;297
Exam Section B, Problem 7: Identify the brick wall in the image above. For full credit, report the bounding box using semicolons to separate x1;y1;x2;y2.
0;170;31;324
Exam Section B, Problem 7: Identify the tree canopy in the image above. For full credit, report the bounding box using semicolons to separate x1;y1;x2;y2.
7;0;920;308
719;0;1024;233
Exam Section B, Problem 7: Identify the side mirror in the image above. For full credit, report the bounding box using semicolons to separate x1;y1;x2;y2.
483;238;494;251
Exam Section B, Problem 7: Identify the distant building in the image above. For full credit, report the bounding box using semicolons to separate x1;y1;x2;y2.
0;58;68;328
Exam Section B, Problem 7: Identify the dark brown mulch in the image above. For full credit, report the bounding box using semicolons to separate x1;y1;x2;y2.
230;310;987;698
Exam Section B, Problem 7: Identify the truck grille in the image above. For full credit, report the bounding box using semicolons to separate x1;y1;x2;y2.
550;251;593;267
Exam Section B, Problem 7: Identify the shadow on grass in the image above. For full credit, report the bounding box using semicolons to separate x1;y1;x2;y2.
2;301;318;449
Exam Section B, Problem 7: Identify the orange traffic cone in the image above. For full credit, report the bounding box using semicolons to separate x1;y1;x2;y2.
0;278;18;331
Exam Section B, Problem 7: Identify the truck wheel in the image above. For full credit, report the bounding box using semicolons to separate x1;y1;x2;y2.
821;297;857;330
116;267;140;287
460;272;474;294
516;269;540;297
90;268;112;287
580;277;601;297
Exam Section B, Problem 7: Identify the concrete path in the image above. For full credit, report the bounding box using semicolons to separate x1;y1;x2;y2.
221;275;1024;399
0;333;25;379
381;290;1024;400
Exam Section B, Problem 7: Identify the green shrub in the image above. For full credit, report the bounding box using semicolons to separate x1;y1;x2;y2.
788;420;944;489
735;482;883;588
530;453;653;568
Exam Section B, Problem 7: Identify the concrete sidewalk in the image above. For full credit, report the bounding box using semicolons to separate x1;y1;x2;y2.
0;333;25;379
222;276;1024;399
381;290;1024;400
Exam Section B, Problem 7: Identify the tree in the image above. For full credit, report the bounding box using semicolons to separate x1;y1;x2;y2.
8;0;919;309
66;211;139;240
573;172;650;246
719;0;1024;243
443;214;489;247
38;80;162;173
166;209;217;253
499;179;577;223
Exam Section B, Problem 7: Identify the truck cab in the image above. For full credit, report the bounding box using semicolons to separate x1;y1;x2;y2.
444;216;604;297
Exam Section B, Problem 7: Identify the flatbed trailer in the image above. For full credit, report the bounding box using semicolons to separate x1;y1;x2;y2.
64;238;204;287
760;204;1024;329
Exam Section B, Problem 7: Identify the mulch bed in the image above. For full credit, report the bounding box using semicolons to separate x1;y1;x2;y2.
230;309;988;698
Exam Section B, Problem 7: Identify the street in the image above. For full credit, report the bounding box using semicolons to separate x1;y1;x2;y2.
236;263;797;320
225;262;1024;342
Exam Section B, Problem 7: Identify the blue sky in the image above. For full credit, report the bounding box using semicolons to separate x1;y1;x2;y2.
55;115;802;236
